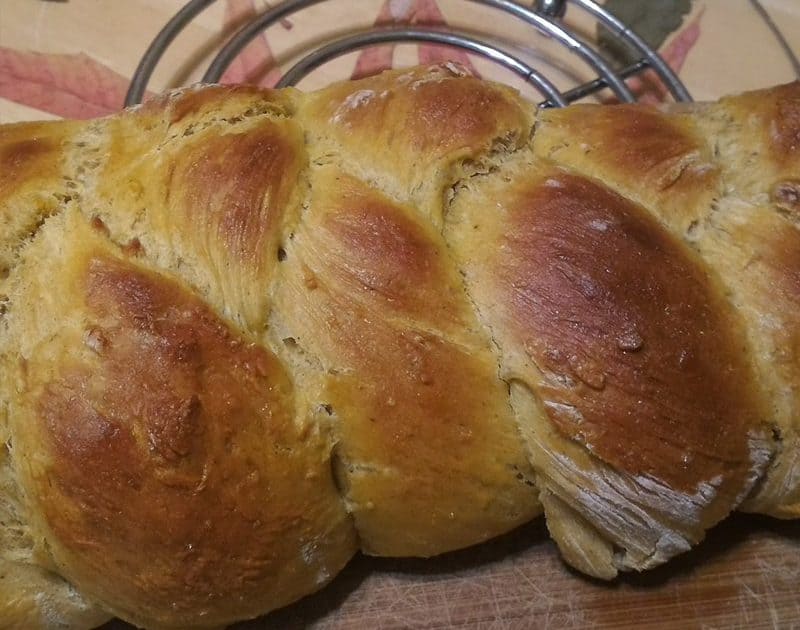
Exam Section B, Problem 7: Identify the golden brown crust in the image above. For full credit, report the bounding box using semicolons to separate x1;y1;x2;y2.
537;82;800;519
299;65;536;224
88;88;307;333
534;103;719;234
159;84;294;124
0;120;81;275
273;167;539;556
0;68;797;628
495;169;758;492
0;123;67;198
298;169;475;332
697;202;800;516
445;154;769;576
137;83;298;127
0;133;53;194
691;81;800;205
6;215;355;629
727;82;800;168
167;124;303;273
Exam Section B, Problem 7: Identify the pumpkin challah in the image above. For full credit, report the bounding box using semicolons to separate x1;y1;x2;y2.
0;64;797;629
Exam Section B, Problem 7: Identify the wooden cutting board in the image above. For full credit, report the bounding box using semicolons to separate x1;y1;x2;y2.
104;514;799;629
244;515;800;629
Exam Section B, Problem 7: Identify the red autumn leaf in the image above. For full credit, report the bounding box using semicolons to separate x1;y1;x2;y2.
220;0;281;88
0;47;145;119
351;0;397;80
661;11;702;71
352;0;480;80
412;0;479;73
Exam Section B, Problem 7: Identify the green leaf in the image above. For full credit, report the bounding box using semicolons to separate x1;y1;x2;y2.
598;0;693;66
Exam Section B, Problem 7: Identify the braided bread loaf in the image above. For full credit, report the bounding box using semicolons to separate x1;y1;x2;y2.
0;64;798;629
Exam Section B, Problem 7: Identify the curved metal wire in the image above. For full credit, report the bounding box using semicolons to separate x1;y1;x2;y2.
459;0;634;102
275;27;568;106
203;0;325;85
124;0;216;107
539;57;648;108
572;0;692;101
203;0;635;102
124;0;692;108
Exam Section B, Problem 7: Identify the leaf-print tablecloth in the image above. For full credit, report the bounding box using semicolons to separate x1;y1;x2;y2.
0;0;798;123
1;2;800;629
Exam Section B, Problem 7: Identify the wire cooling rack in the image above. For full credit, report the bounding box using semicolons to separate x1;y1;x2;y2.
124;0;692;108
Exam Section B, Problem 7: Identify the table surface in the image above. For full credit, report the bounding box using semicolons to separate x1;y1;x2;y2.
2;1;800;628
245;515;800;629
2;0;800;119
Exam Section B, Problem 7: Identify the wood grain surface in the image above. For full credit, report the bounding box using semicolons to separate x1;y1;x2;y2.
103;514;799;629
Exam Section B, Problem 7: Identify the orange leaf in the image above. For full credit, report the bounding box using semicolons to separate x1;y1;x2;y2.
0;47;143;119
351;0;397;80
352;0;480;80
220;0;281;88
411;0;479;75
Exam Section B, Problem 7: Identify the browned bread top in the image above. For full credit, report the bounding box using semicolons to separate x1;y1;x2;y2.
0;65;797;629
